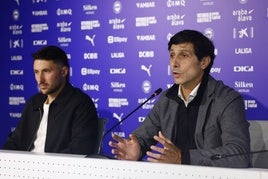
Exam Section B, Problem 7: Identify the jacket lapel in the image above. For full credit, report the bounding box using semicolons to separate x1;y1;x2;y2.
195;76;216;148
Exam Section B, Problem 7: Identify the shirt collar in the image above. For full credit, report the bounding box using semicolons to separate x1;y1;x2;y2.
178;83;201;107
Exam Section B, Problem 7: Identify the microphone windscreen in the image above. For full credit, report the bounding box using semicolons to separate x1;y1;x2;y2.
153;88;162;96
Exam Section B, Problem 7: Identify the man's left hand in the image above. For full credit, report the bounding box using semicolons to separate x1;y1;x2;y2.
146;131;182;164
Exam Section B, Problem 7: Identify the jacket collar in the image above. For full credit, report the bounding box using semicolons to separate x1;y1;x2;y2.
166;74;212;102
32;82;74;111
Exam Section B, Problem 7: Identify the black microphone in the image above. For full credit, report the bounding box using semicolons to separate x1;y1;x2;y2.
210;150;268;160
87;88;162;159
103;87;162;138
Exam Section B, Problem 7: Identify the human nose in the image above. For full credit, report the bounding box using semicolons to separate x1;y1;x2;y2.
35;72;44;83
170;57;179;68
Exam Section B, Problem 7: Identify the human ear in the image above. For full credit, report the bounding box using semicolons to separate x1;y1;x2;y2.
61;66;68;77
200;56;211;69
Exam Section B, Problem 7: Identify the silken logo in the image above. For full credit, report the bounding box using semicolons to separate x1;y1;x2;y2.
83;4;98;15
111;82;126;92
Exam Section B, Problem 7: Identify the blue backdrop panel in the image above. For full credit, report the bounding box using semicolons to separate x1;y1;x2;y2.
0;0;267;156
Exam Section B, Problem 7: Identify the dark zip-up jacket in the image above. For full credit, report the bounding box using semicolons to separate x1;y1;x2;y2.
3;82;98;155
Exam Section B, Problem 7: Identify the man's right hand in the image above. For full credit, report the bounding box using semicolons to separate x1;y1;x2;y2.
109;133;141;160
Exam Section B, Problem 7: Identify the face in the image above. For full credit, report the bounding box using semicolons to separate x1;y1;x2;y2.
169;43;209;90
33;59;68;98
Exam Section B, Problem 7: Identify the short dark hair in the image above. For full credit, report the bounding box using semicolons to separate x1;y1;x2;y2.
32;45;70;81
168;29;215;75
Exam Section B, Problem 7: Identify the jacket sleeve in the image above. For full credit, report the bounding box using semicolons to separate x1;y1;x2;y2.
3;129;21;150
2;99;38;151
132;92;169;159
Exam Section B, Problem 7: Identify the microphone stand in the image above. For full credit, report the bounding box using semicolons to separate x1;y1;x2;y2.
211;150;268;160
86;88;162;159
104;89;162;137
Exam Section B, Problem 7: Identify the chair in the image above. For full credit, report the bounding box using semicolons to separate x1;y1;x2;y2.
86;118;113;159
95;118;107;155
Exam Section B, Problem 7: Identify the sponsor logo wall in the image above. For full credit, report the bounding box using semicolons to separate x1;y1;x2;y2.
0;0;267;155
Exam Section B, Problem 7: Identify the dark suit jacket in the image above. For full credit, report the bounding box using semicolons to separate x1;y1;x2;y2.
133;75;250;168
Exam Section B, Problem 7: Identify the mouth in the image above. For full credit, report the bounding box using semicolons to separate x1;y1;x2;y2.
173;71;181;77
38;83;47;89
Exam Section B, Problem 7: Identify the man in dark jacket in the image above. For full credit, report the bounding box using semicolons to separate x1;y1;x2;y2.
3;45;98;155
109;30;250;168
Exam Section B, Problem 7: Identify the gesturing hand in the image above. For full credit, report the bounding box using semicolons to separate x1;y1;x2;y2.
109;133;141;161
146;131;182;164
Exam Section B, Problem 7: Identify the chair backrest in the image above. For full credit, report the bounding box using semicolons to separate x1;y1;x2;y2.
249;120;268;168
95;118;107;155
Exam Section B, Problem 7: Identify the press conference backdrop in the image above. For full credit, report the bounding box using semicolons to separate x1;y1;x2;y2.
0;0;268;158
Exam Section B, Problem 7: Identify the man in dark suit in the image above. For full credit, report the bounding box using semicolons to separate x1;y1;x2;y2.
109;29;250;168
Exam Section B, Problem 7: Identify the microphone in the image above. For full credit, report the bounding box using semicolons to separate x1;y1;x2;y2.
87;88;162;159
103;87;162;137
210;150;268;160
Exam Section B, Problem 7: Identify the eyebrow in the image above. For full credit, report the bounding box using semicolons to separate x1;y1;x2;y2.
169;49;193;53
